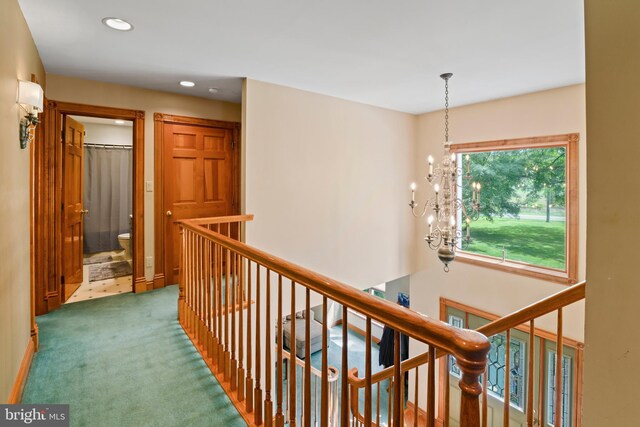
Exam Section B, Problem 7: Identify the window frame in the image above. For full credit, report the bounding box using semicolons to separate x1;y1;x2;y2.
450;133;579;285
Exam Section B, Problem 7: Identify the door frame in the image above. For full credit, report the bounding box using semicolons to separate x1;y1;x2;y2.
153;113;241;288
34;101;146;315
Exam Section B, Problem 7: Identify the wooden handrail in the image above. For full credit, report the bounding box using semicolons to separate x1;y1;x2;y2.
180;219;490;369
348;281;586;388
476;281;585;337
176;214;255;226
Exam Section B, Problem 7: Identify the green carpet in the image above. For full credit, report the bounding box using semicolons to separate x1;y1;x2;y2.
22;286;247;427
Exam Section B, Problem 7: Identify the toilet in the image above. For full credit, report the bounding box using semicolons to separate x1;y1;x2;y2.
117;233;132;266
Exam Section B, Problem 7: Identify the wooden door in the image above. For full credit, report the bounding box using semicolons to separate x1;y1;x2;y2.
163;123;235;284
62;116;85;300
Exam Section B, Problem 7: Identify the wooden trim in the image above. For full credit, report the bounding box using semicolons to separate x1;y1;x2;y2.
8;340;35;404
154;113;242;288
450;133;580;285
35;101;146;315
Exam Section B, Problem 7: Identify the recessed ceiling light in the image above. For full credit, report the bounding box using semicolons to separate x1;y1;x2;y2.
180;81;195;88
208;87;220;94
114;120;126;125
102;17;133;31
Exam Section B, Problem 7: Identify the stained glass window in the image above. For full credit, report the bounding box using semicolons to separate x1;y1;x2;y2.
448;315;464;377
547;352;572;427
485;334;526;410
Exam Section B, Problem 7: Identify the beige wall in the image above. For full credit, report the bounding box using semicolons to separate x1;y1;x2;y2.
583;1;640;425
0;0;45;402
410;84;587;342
46;74;241;281
243;79;416;293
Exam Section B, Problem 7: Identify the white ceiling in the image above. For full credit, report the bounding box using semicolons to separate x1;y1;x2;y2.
18;0;585;114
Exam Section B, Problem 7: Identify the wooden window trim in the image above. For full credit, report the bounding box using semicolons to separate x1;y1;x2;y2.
450;133;579;285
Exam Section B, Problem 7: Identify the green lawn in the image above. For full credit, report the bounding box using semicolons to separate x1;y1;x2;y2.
465;218;565;269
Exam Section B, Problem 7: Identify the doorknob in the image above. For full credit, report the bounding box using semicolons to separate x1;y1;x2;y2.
166;210;173;217
80;209;89;216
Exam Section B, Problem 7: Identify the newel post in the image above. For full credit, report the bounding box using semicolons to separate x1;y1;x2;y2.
177;225;185;323
456;343;489;427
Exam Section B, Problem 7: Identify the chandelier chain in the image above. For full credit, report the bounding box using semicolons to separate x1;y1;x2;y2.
444;77;449;142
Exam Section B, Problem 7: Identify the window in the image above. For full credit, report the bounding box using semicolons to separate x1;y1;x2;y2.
547;352;572;427
447;314;464;377
451;134;578;284
485;334;526;410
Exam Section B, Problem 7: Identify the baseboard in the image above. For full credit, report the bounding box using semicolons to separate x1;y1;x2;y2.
134;276;147;293
8;339;35;404
337;319;382;345
153;273;165;289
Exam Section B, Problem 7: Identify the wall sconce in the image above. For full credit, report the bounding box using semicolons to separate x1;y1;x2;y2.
17;80;44;149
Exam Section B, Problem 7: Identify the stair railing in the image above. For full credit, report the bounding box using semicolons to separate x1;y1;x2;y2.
177;215;490;426
347;281;586;427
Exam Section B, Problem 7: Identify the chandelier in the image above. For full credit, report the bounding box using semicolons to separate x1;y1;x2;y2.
409;73;481;272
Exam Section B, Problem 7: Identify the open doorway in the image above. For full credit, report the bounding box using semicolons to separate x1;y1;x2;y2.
33;101;145;316
64;115;134;303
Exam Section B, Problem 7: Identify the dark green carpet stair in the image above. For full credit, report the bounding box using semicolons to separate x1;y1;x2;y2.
22;286;247;427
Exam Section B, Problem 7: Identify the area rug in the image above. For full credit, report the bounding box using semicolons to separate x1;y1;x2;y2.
88;260;132;282
83;254;113;265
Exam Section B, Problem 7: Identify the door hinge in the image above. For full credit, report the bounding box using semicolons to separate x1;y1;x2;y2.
61;275;65;284
61;203;64;211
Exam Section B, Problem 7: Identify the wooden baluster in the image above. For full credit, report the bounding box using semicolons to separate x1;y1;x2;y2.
217;244;224;372
504;330;511;427
341;306;349;426
428;345;435;427
205;238;212;361
187;231;193;333
527;320;535;427
255;264;263;425
289;280;297;427
304;288;311;427
178;226;185;323
197;234;203;347
445;357;450;427
246;260;254;414
276;275;285;426
231;249;238;391
393;331;401;427
213;240;219;363
388;377;393;427
264;269;273;426
321;297;329;427
225;248;232;380
482;366;488;427
555;308;563;427
414;367;419;427
365;317;372;427
377;380;382;427
238;254;246;401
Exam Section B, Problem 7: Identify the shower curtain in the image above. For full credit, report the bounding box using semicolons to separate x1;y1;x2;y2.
83;146;133;253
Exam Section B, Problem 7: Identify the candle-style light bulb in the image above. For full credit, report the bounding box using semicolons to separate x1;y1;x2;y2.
465;154;470;174
434;184;440;193
476;183;482;204
428;155;434;176
410;182;416;203
428;215;434;235
410;182;416;191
